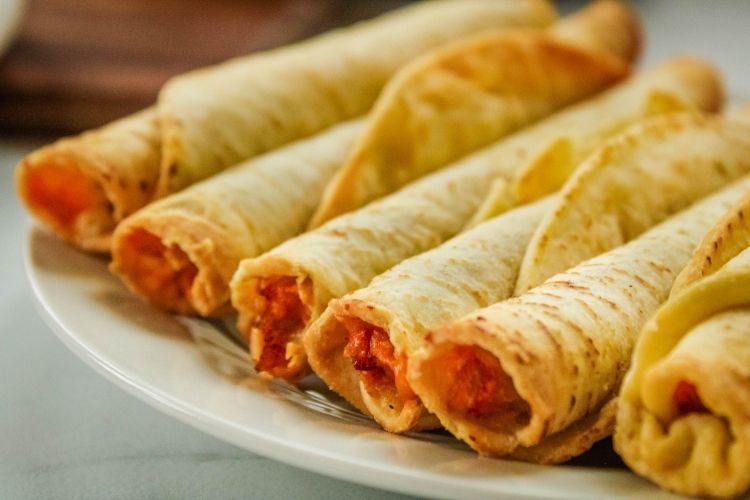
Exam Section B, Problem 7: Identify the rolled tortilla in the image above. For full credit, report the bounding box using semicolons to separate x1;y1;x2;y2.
615;248;750;498
156;0;556;195
515;110;750;295
307;197;555;432
229;57;723;382
308;0;639;227
17;0;554;253
110;120;363;317
15;108;161;253
408;177;750;463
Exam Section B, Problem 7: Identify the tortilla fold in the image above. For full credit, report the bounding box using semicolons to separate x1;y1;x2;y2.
615;179;750;497
229;57;723;383
156;0;556;195
111;120;362;316
15;109;161;253
308;0;639;227
409;177;750;463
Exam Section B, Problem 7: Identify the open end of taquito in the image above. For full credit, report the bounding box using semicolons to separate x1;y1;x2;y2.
230;256;320;382
111;214;236;317
245;276;313;381
305;301;439;432
17;157;117;252
616;251;750;498
15;108;162;253
411;325;621;463
410;325;534;455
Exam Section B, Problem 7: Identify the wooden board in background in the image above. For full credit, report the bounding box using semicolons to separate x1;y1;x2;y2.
0;0;412;136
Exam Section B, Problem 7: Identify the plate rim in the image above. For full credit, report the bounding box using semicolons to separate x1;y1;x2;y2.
24;226;665;500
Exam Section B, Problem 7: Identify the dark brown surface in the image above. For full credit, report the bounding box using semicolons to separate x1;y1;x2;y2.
0;0;413;136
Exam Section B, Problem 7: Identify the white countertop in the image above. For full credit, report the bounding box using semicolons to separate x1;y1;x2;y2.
2;1;749;498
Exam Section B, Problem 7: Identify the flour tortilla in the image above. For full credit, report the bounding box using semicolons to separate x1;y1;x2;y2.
409;177;750;462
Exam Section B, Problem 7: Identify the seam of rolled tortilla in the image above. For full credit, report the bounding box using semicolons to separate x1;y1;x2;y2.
16;108;161;253
112;120;363;317
409;177;750;462
156;0;557;196
308;0;639;228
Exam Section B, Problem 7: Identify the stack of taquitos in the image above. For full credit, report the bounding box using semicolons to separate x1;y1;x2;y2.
17;0;553;252
408;114;750;463
231;57;720;383
615;187;750;498
108;0;635;318
314;111;750;434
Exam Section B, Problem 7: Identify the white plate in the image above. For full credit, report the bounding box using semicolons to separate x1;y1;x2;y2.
25;226;675;499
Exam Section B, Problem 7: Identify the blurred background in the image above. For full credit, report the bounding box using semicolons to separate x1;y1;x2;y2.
0;0;414;135
1;0;747;137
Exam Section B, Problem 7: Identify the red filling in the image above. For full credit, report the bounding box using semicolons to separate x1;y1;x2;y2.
118;228;198;313
441;345;528;422
673;380;708;415
343;321;415;403
255;277;309;379
24;163;106;232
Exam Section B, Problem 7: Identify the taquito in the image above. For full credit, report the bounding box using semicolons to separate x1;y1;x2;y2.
111;120;363;317
309;0;639;227
157;0;556;195
230;57;723;382
409;177;750;463
309;198;555;432
308;107;750;435
16;109;161;253
17;0;554;252
616;195;750;498
515;110;750;295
